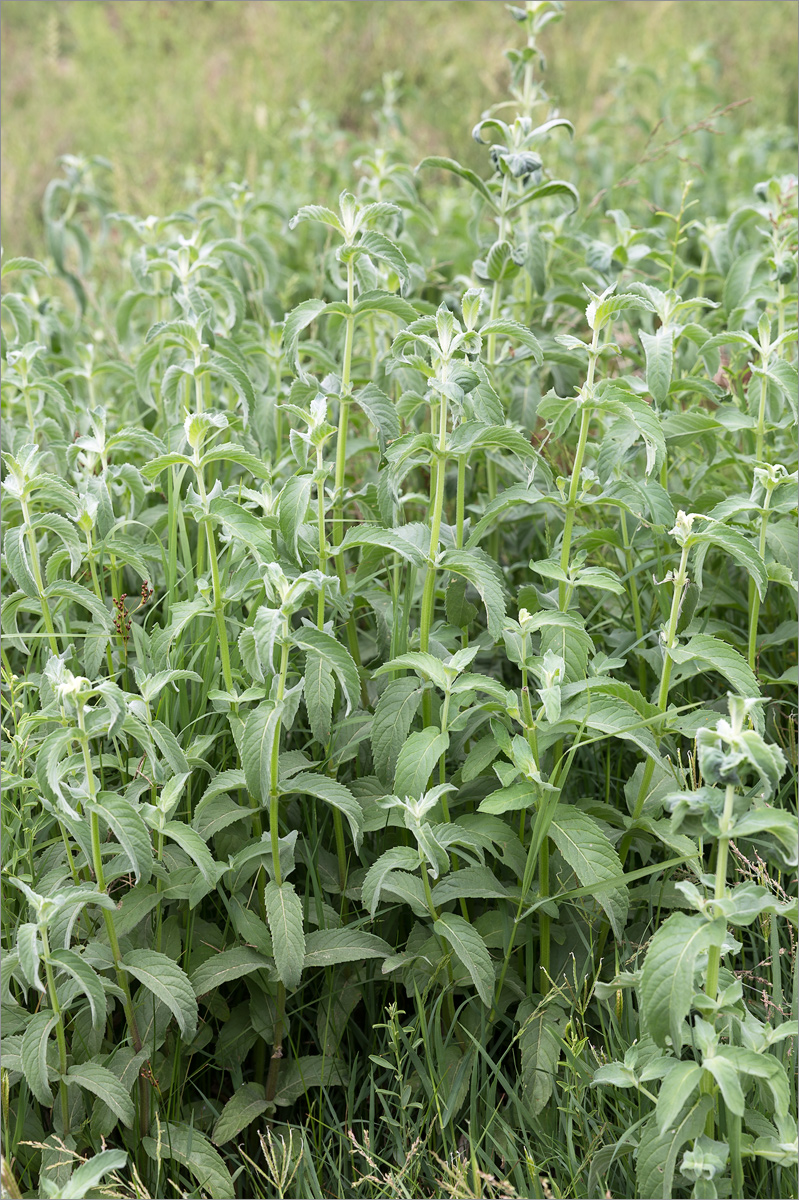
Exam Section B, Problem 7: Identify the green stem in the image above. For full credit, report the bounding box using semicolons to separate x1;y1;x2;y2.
455;456;466;549
20;496;59;657
754;365;769;466
85;530;115;678
747;490;772;672
620;509;647;694
420;379;449;725
619;541;691;863
78;710;142;1055
704;783;736;1002
316;447;327;630
558;340;598;610
539;837;551;992
195;457;234;696
265;642;290;1103
40;926;70;1135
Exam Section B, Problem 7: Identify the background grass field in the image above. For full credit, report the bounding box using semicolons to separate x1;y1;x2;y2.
2;0;798;252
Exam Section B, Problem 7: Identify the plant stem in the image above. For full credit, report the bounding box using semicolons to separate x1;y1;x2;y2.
455;456;466;549
558;337;598;610
754;360;769;466
330;260;367;692
747;488;772;672
40;926;70;1135
316;446;327;630
619;540;691;862
265;641;290;1103
19;496;59;657
77;709;142;1055
539;836;550;992
704;783;736;1002
619;509;647;694
420;376;449;726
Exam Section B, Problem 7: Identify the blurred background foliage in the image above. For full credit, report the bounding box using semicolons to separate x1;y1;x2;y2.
2;0;798;254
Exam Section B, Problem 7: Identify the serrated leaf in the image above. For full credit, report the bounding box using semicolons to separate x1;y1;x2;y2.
190;946;273;997
394;729;449;801
434;912;494;1006
439;548;505;638
212;1083;269;1145
143;1122;235;1199
692;525;769;602
656;1060;703;1133
416;156;497;210
518;1001;562;1116
17;922;44;992
303;928;391;968
636;1096;712;1200
161;822;218;885
305;650;335;745
50;949;106;1030
66;1062;134;1127
640;328;673;406
548;805;629;939
291;626;360;714
640;913;726;1049
288;771;364;852
671;634;759;697
241;701;281;805
362;847;421;916
88;795;153;885
356;382;401;451
265;880;305;992
123;949;198;1039
278;473;312;563
21;1009;58;1105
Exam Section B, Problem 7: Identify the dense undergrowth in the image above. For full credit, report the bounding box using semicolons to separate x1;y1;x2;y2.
1;3;797;1198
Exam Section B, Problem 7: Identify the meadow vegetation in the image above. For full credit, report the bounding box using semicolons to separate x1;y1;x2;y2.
1;2;797;1198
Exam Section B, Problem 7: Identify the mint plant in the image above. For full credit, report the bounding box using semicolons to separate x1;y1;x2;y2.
1;3;796;1198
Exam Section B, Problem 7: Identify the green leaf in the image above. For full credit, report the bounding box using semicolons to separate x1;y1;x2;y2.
212;1083;269;1145
2;255;49;277
357;230;410;286
478;782;539;815
50;949;107;1030
416;156;497;210
282;297;326;377
518;1000;562;1116
339;523;427;567
656;1060;703;1133
60;1151;128;1199
143;1122;235;1199
434;912;494;1006
394;729;449;801
87;795;153;885
478;319;542;362
303;928;391;968
356;382;401;451
548;805;629;939
447;421;536;459
371;677;424;784
439;548;506;639
692;525;769;602
505;178;579;215
288;772;364;852
640;914;726;1049
278;474;312;563
671;634;759;697
353;290;418;322
362;847;421;916
273;1054;349;1106
291;626;360;714
241;701;282;805
17;922;44;992
265;880;305;992
587;291;654;332
636;1095;713;1200
432;864;510;904
640;328;673;406
123;949;198;1039
66;1063;134;1128
191;946;273;997
305;650;335;746
21;1009;57;1105
162;821;218;886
